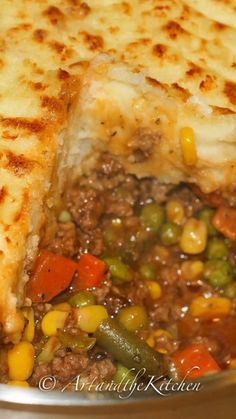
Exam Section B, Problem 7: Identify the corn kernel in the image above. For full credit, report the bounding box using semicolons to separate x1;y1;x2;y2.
8;381;29;388
76;305;108;333
181;260;204;282
189;296;231;320
166;200;185;225
7;342;34;381
41;310;68;337
179;127;198;166
146;281;162;300
22;307;35;342
146;329;172;354
52;303;71;312
180;218;207;254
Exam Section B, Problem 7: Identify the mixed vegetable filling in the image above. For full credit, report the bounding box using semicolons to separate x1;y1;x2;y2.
1;153;236;390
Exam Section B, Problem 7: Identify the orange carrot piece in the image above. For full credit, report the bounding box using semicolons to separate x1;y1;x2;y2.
172;343;220;379
190;184;225;208
212;206;236;241
27;250;78;302
73;253;107;291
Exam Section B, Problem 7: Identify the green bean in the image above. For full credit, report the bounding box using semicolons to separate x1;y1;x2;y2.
104;257;132;284
95;318;166;377
160;223;181;246
206;238;228;260
224;282;236;299
58;330;96;352
204;260;233;288
197;208;217;237
140;203;165;233
68;291;95;308
117;305;148;332
139;263;157;281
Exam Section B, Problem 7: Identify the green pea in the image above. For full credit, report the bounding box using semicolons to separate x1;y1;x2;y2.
103;227;117;245
58;210;72;223
113;363;136;386
140;203;165;233
204;260;233;288
224;282;236;299
117;305;148;332
68;291;96;308
103;219;123;245
104;257;132;284
198;208;217;237
139;263;157;281
206;238;228;260
160;223;181;246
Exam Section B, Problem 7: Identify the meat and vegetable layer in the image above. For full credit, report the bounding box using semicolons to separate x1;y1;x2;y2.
1;153;236;389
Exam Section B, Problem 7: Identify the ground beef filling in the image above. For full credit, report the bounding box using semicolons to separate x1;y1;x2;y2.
2;153;236;389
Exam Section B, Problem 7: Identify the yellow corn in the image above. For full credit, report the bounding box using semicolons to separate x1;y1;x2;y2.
7;342;34;381
146;281;162;300
180;218;207;254
52;303;71;312
166;200;185;225
41;310;68;337
8;381;29;388
189;296;231;320
181;260;204;282
76;305;108;333
179;127;198;166
146;329;172;354
22;307;35;342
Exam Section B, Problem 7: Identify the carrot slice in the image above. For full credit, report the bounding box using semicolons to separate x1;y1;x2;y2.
73;253;107;291
27;250;78;302
190;184;226;208
172;343;220;379
212;206;236;241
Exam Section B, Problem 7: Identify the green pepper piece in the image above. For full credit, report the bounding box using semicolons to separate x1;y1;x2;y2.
37;336;61;365
58;330;96;352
